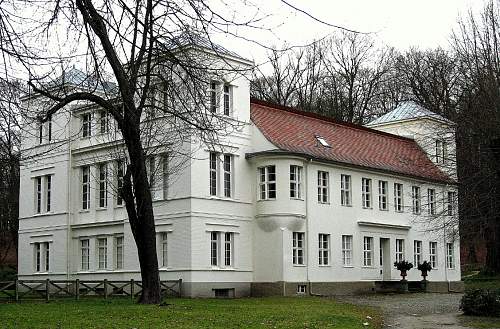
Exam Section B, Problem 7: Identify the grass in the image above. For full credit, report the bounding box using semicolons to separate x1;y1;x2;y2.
460;316;500;328
0;297;382;328
463;272;500;290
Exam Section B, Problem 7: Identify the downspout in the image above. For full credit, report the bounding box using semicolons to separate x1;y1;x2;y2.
443;217;449;292
281;227;285;296
66;112;73;280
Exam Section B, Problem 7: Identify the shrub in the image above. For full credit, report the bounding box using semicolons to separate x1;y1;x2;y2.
0;266;16;281
417;261;432;272
393;260;413;271
460;289;500;317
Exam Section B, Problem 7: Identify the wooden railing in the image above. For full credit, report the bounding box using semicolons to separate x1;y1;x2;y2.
0;279;182;301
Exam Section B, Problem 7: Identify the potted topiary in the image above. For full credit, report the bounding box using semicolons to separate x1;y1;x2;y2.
417;261;432;282
394;260;413;281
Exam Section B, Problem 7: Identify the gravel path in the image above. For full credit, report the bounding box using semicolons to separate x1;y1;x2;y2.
337;293;471;328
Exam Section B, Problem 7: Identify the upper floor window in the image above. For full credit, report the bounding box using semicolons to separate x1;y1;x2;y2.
116;160;124;206
37;115;52;144
447;191;457;216
34;175;52;214
435;140;448;164
292;232;305;265
414;240;422;265
98;110;109;134
395;239;405;262
35;177;42;214
47;115;52;142
394;183;404;212
317;171;329;203
362;178;372;208
412;186;421;214
223;84;232;116
342;235;353;266
290;165;303;199
82;113;92;138
162;154;169;200
378;180;388;210
428;189;436;215
259;165;276;200
98;163;107;208
81;166;90;210
209;152;218;196
318;234;330;266
341;175;352;206
209;82;218;113
223;154;232;198
209;152;233;198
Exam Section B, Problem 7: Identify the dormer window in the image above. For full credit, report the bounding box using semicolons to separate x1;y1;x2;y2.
315;135;330;147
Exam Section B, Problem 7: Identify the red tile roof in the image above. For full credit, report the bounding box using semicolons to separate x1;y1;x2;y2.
250;99;454;184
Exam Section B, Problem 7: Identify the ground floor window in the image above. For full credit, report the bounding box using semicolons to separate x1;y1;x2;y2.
363;237;373;266
413;240;422;265
33;242;49;272
429;241;438;268
210;231;234;268
318;234;330;265
115;236;124;269
446;242;455;269
293;232;305;265
395;239;404;262
81;239;90;270
342;235;353;266
97;238;108;270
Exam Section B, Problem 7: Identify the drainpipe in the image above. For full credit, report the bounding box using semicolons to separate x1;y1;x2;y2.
443;217;449;292
280;227;286;296
66;112;73;280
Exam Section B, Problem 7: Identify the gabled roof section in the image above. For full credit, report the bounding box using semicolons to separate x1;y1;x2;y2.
367;101;452;126
159;30;251;63
249;99;453;184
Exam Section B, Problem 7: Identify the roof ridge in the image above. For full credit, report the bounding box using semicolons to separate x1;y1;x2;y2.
250;98;415;143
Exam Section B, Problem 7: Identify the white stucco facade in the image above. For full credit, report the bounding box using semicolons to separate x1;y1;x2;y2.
17;49;461;298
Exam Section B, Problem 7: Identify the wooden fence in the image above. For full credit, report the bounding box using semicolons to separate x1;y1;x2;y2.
0;279;182;301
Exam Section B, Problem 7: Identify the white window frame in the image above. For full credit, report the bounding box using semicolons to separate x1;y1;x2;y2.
290;165;303;199
447;191;457;216
446;242;455;269
209;152;218;196
223;84;232;116
35;176;42;214
293;232;305;265
342;235;353;266
414;240;422;265
259;166;276;200
362;178;372;208
378;180;388;210
98;110;109;134
429;241;438;268
412;186;421;214
318;234;330;266
98;163;107;208
97;237;108;270
341;174;351;206
81;239;90;271
162;153;169;200
223;154;233;198
45;175;52;212
211;231;219;267
394;183;404;212
363;236;373;267
115;236;124;270
210;231;234;268
317;171;329;203
82;166;91;210
395;239;405;262
224;232;233;267
34;242;49;273
160;232;168;267
209;81;218;113
428;189;436;215
116;160;124;206
82;112;92;138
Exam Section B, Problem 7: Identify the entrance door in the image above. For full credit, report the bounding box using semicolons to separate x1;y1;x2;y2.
379;238;391;280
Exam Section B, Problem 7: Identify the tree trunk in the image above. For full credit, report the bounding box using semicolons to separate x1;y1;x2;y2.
484;221;500;274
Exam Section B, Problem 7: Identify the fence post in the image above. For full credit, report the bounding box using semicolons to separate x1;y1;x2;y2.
15;279;18;301
104;279;108;299
178;279;182;297
45;279;50;302
75;279;80;300
130;279;134;300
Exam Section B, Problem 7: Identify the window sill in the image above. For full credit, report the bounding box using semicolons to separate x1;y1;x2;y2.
379;208;389;212
343;265;354;268
341;204;353;207
293;264;306;267
96;207;108;211
257;199;276;202
361;266;376;269
210;267;235;271
317;202;330;205
318;264;331;267
79;209;90;213
362;207;373;210
290;198;304;201
114;205;124;208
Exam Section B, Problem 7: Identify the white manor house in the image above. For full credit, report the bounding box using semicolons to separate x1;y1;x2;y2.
18;39;462;298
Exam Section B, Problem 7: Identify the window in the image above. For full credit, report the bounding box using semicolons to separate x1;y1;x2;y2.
378;180;388;210
446;242;455;269
363;237;373;266
97;238;107;270
447;191;457;216
435;140;448;164
210;231;234;268
394;183;403;212
160;232;168;267
81;239;90;271
414;240;422;265
115;236;124;270
315;136;330;147
82;113;92;137
98;110;108;134
290;165;303;199
82;166;90;210
318;234;330;266
35;177;42;214
342;235;353;266
317;171;329;203
45;176;52;212
162;154;169;200
362;178;372;208
412;186;421;214
209;152;218;196
34;242;49;272
211;231;219;266
148;157;155;192
224;232;233;267
259;166;276;200
223;154;232;198
428;189;436;215
38;121;43;144
297;284;307;294
116;160;124;206
395;239;405;262
98;163;107;208
47;115;52;142
223;84;231;116
429;241;437;268
341;174;352;206
293;232;305;265
209;81;217;113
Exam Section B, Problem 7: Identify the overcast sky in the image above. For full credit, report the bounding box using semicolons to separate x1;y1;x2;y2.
214;0;485;65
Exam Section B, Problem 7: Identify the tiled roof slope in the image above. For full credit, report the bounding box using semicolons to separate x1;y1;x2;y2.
250;99;453;184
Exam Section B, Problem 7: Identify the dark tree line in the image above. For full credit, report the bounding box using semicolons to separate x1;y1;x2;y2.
252;1;500;273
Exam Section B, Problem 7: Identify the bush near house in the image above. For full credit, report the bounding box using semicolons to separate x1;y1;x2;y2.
460;289;500;317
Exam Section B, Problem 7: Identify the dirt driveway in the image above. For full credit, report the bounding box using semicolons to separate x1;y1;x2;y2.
337;293;473;328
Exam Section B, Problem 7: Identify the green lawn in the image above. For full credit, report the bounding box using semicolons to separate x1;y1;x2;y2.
0;297;382;328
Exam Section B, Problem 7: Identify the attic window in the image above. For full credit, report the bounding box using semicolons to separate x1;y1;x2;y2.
315;136;330;147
